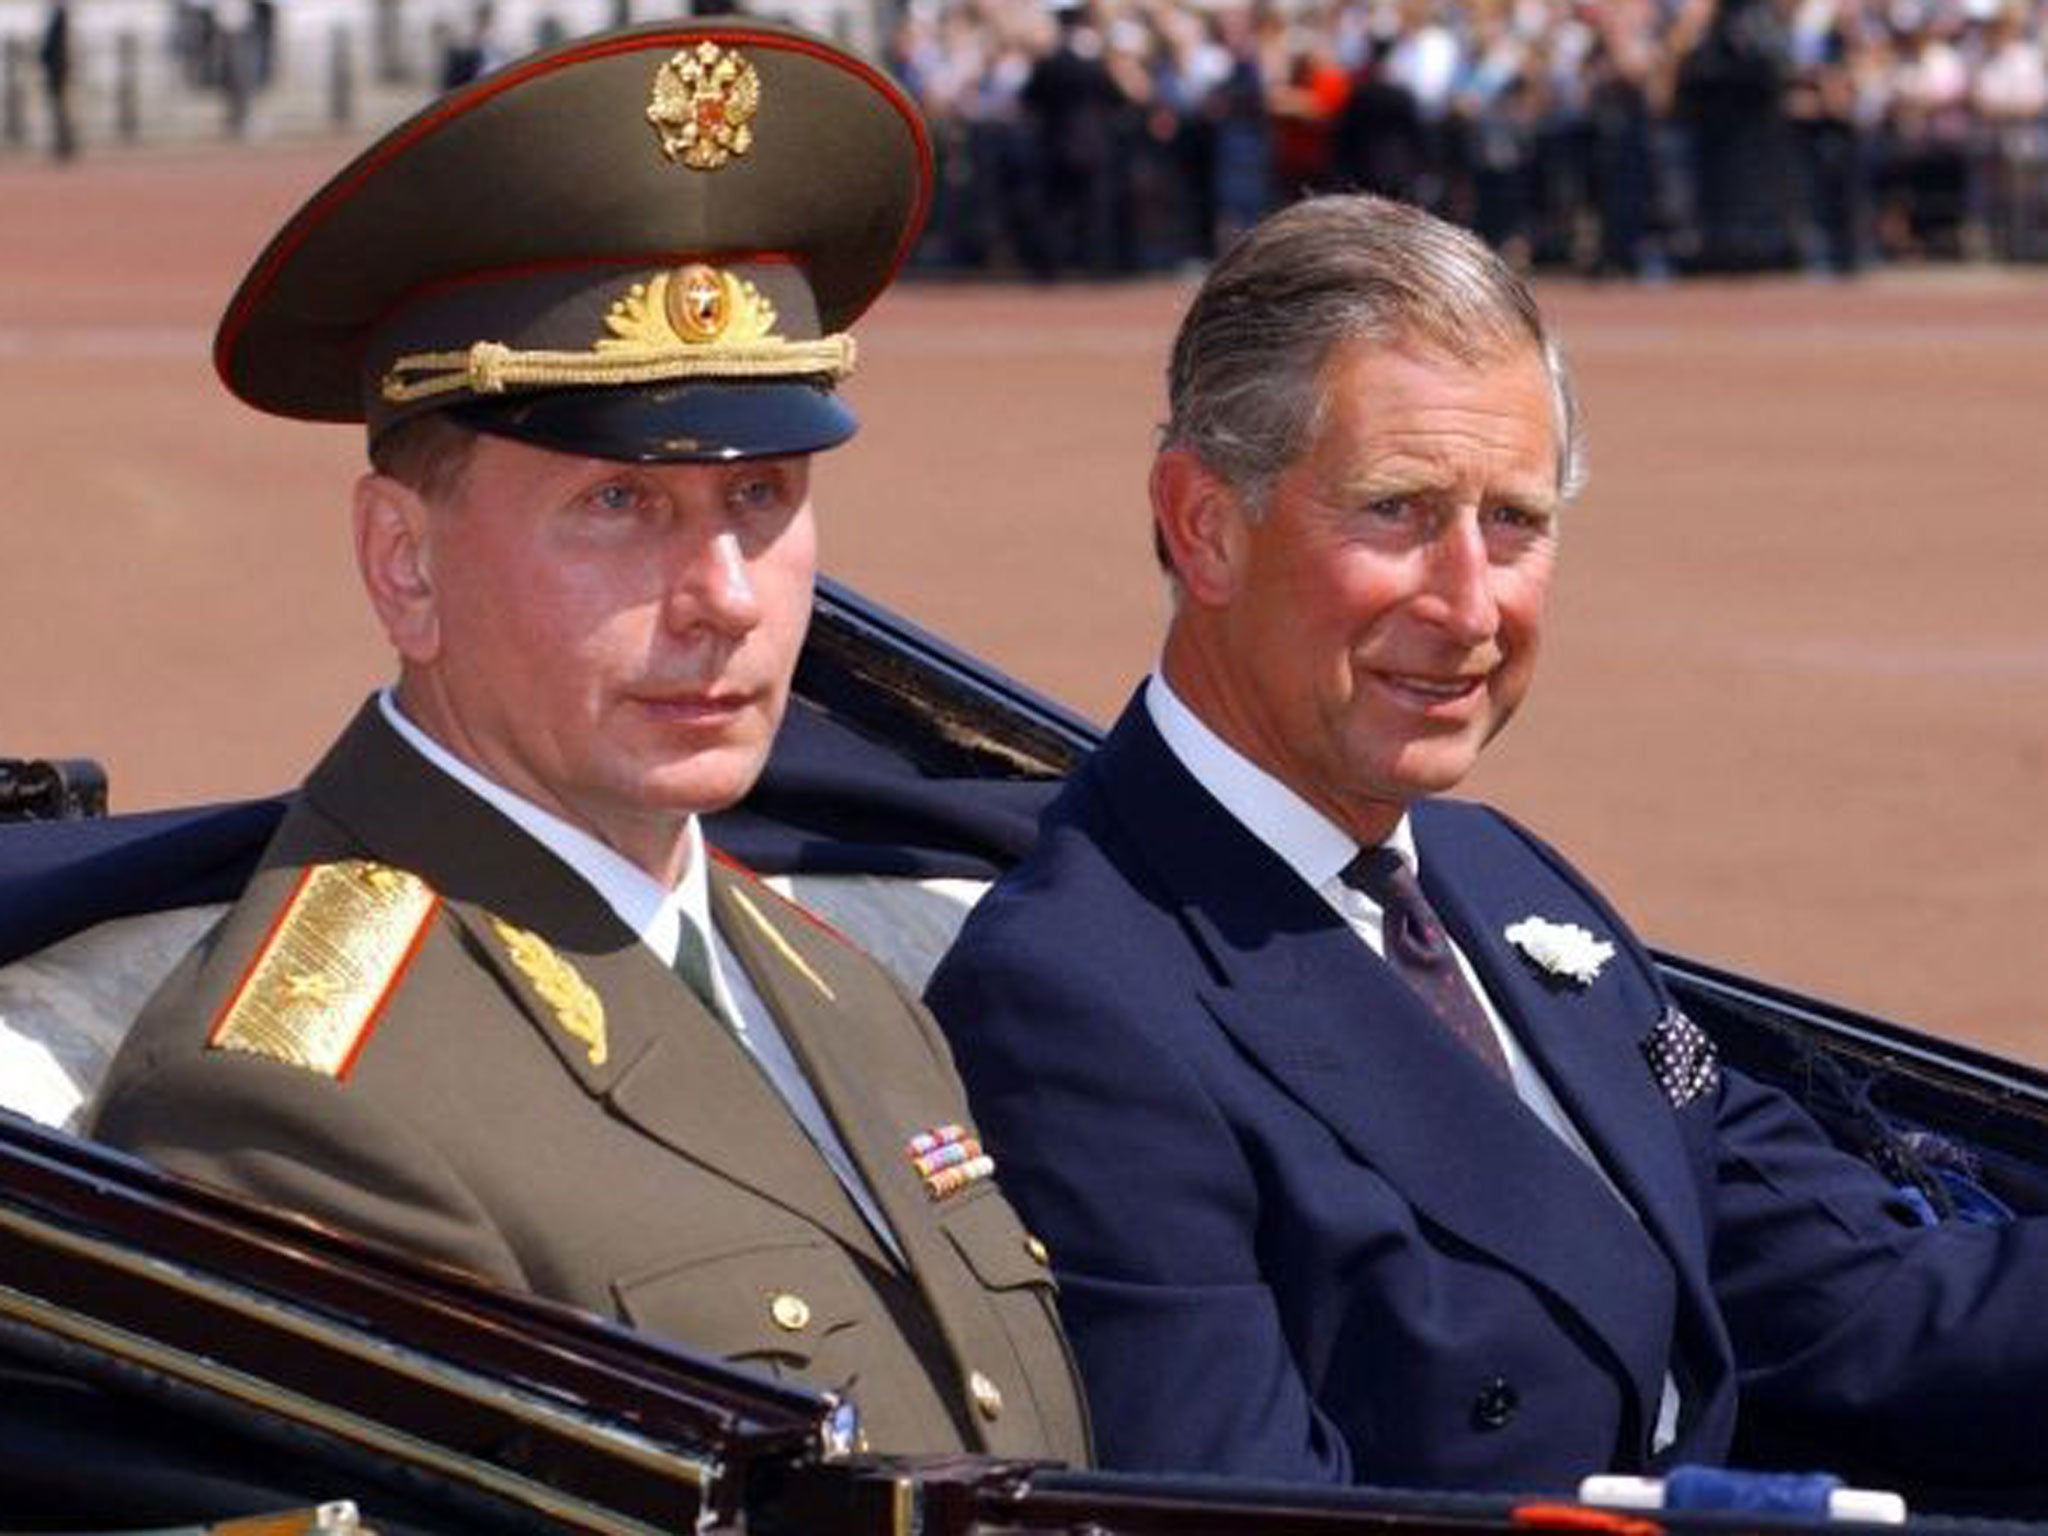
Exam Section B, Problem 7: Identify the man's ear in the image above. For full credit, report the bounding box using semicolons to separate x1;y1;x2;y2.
353;473;440;664
1150;447;1244;607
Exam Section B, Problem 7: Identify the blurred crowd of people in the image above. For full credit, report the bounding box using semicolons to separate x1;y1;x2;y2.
883;0;2048;277
157;0;285;136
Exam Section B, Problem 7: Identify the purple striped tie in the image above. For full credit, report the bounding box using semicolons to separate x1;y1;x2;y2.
1343;848;1511;1081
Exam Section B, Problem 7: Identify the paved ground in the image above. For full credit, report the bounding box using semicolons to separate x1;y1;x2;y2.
4;142;2045;1063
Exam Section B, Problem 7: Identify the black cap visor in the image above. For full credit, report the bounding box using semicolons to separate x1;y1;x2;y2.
445;378;857;463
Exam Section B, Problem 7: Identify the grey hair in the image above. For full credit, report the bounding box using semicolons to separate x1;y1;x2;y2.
1160;194;1585;523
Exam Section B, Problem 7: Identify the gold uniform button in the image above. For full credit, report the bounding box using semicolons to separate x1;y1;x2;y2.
1024;1234;1050;1266
969;1370;1004;1421
770;1292;811;1332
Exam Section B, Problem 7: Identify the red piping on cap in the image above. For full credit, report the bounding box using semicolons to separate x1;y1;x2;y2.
215;26;934;400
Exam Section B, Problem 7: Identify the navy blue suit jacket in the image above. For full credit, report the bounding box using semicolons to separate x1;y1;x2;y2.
927;696;2048;1495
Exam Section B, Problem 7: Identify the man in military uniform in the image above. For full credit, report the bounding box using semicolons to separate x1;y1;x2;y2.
91;19;1088;1465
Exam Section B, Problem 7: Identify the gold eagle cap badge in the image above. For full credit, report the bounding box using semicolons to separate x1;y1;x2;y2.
647;41;760;170
491;918;608;1067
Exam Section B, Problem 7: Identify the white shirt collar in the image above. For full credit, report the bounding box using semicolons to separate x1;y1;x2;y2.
376;688;707;967
1143;671;1418;890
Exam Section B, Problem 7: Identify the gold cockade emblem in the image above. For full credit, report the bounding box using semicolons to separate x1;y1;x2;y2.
600;265;779;351
671;263;735;341
491;918;608;1068
647;42;760;170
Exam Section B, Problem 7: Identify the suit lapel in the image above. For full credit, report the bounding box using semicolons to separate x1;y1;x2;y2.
1092;702;1678;1436
1416;809;1718;1348
301;701;884;1262
1196;933;1679;1434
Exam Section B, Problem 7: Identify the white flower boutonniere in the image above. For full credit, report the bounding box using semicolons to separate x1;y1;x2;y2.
1505;917;1615;987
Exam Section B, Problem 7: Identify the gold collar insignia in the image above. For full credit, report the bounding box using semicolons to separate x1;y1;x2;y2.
726;886;837;1002
491;917;608;1067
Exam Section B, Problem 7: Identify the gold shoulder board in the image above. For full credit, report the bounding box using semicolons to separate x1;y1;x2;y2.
209;861;439;1079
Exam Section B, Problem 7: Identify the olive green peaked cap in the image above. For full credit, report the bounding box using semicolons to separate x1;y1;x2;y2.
214;19;932;460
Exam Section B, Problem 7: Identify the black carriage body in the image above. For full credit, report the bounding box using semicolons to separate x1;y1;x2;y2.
3;580;2046;1534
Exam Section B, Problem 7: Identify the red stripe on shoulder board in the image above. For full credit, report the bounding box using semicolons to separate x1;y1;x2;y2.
337;892;442;1081
207;864;321;1049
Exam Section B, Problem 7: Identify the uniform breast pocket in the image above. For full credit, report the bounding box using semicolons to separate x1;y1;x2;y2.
612;1234;870;1379
941;1186;1058;1292
939;1188;1073;1371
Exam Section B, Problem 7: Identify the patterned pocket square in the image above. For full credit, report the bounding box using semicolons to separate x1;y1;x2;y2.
1642;1006;1720;1109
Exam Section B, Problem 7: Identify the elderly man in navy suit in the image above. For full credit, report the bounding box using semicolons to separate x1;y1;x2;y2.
926;193;2048;1500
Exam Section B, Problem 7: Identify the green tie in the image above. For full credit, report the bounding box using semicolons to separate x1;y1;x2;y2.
676;903;907;1264
673;913;725;1022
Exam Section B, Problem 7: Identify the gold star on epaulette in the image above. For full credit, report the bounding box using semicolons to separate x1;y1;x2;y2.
209;861;440;1079
282;972;341;1006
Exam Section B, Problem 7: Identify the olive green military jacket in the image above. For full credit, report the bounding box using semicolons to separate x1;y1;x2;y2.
91;702;1089;1463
